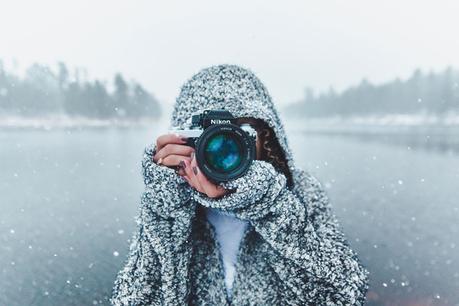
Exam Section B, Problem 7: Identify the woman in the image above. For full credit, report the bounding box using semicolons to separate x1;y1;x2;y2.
111;65;369;305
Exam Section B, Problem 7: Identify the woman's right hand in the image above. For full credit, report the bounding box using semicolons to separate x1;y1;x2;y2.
152;133;194;169
140;134;197;218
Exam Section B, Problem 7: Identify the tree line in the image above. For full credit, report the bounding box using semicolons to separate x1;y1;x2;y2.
0;60;161;119
285;67;459;117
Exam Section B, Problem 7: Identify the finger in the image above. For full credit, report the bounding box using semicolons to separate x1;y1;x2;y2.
182;174;191;183
183;160;202;192
191;153;204;190
182;160;196;188
184;158;204;193
153;144;194;162
156;133;187;151
194;166;223;198
177;166;186;177
189;157;204;192
191;154;208;193
161;155;192;167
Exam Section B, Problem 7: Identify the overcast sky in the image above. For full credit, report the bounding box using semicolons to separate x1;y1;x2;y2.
1;0;458;106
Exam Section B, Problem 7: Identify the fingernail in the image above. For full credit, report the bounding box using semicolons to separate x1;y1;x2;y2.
179;160;186;169
180;137;188;142
191;152;195;160
193;166;198;175
157;157;163;165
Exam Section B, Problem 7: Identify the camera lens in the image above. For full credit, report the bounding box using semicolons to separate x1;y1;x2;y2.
204;133;242;173
195;123;256;183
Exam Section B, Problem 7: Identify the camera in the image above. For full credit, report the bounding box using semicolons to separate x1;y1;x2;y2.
170;109;257;183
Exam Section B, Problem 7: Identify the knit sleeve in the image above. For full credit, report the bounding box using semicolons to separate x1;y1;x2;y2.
140;142;196;219
110;143;196;305
191;161;369;305
251;169;369;305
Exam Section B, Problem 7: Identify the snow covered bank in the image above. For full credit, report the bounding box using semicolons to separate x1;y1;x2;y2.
286;112;459;127
0;115;159;129
283;112;459;135
3;112;459;132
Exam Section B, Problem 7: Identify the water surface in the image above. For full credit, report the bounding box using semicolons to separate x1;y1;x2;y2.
1;127;458;305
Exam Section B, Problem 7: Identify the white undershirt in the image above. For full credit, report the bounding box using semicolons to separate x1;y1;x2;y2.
205;206;249;299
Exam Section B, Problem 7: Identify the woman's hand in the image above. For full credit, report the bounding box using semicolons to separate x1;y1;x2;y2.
152;133;231;198
141;136;198;219
152;133;194;169
181;152;231;199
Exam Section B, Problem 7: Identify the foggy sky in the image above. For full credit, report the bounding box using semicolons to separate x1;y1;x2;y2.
1;0;458;106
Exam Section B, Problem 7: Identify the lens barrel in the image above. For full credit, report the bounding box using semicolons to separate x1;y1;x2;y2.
195;123;255;183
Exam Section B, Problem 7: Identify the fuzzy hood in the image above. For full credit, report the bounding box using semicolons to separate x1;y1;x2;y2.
169;64;296;174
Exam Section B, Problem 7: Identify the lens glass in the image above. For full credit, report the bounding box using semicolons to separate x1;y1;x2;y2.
204;132;243;173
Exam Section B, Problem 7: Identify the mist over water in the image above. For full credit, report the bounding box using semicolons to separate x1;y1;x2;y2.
1;125;458;306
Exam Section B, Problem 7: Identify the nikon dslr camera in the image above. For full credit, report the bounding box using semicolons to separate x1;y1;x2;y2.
170;110;257;183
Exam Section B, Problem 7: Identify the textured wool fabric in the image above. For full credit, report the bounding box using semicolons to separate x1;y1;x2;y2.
205;207;249;299
110;64;370;305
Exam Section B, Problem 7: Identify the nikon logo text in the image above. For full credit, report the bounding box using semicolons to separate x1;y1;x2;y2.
210;119;231;124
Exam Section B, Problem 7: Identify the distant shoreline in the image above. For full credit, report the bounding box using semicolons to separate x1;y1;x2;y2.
284;112;459;131
0;115;160;129
2;113;459;130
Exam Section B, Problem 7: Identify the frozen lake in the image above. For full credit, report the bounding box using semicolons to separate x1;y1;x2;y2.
1;126;458;306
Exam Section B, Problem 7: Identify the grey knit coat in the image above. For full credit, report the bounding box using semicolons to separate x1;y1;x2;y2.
110;65;370;305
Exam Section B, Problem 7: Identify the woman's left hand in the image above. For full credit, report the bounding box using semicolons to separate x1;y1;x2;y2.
180;152;231;198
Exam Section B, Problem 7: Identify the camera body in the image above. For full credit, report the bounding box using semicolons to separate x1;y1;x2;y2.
170;109;257;183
